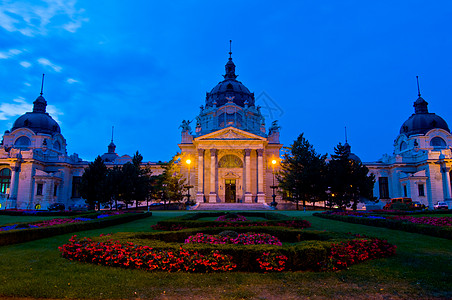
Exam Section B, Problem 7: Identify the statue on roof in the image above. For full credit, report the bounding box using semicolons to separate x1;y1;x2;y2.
269;120;281;135
179;120;192;134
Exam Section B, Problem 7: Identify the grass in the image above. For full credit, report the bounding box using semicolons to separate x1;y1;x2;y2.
0;215;59;226
0;211;450;299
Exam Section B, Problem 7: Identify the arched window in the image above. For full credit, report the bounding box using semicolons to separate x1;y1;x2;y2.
0;168;11;194
218;155;243;168
14;136;31;147
430;137;447;148
54;141;61;151
399;141;407;151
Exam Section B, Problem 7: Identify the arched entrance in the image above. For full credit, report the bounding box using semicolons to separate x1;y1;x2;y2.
0;168;11;194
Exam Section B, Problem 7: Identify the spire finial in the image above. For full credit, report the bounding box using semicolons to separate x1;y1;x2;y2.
40;73;45;96
416;75;421;97
345;126;348;143
111;126;114;142
229;40;232;60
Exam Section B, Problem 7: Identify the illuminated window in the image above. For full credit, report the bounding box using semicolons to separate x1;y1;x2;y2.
0;168;11;194
218;155;243;168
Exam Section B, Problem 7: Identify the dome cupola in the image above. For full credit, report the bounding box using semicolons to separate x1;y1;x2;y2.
11;75;61;135
400;77;450;137
205;41;255;108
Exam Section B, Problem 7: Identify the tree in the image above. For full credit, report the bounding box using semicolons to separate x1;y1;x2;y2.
277;133;328;209
80;156;109;210
157;153;186;207
327;143;376;210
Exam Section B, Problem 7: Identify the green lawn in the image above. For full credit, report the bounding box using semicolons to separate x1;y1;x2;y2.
0;211;450;299
0;215;59;226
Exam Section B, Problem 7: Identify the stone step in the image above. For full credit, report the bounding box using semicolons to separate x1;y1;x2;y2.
195;203;272;211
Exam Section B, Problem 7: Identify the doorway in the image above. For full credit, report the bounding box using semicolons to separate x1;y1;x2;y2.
225;179;236;203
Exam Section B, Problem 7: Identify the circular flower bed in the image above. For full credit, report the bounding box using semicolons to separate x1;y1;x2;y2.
184;232;282;246
215;213;248;222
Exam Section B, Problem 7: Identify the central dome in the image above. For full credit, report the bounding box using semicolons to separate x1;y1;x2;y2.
11;95;61;135
400;96;450;137
205;57;255;108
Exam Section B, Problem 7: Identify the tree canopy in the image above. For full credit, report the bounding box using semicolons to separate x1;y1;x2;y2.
327;143;376;210
277;133;328;209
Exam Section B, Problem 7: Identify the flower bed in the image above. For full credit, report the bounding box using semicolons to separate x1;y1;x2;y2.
0;212;123;232
0;212;151;246
59;236;236;272
319;238;397;271
184;232;282;246
315;211;452;239
59;228;396;273
215;214;248;222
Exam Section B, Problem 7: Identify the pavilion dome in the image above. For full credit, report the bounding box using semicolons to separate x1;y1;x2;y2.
11;94;61;135
205;56;255;108
400;96;450;137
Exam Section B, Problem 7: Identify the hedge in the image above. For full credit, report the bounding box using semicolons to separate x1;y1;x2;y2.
314;212;452;240
0;212;152;246
87;229;339;271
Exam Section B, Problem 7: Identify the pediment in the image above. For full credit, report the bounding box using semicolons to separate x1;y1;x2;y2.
195;127;267;141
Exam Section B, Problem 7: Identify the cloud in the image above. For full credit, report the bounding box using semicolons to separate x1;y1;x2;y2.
0;48;22;59
0;0;88;36
0;97;63;124
66;78;78;84
20;61;31;68
38;57;62;72
0;97;31;120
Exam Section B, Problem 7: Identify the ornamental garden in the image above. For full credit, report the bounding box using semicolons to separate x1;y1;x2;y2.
0;209;451;298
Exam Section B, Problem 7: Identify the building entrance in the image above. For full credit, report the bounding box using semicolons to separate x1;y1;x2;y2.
225;179;236;203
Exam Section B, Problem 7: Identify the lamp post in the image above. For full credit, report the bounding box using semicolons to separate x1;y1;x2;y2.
270;159;278;207
185;158;194;205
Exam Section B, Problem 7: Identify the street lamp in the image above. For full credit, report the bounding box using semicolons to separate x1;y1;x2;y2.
270;159;278;207
185;158;194;205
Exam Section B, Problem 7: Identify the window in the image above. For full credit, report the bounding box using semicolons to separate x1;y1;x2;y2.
54;141;61;151
36;183;43;196
399;141;407;151
54;184;58;197
418;184;425;197
430;137;447;148
218;155;243;168
378;177;389;199
403;185;407;197
72;176;82;198
14;136;31;147
0;168;11;194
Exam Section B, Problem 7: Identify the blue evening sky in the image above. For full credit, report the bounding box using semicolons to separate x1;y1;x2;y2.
0;1;451;163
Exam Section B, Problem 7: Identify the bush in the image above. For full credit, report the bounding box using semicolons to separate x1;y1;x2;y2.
60;227;396;272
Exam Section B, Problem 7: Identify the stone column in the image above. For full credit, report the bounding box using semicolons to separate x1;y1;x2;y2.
196;149;204;203
244;149;253;203
209;149;217;203
7;162;21;209
256;149;266;203
442;166;452;208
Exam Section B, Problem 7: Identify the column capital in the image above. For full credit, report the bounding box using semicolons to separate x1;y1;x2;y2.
198;149;205;156
442;166;451;173
210;149;217;156
244;149;252;156
256;149;264;156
